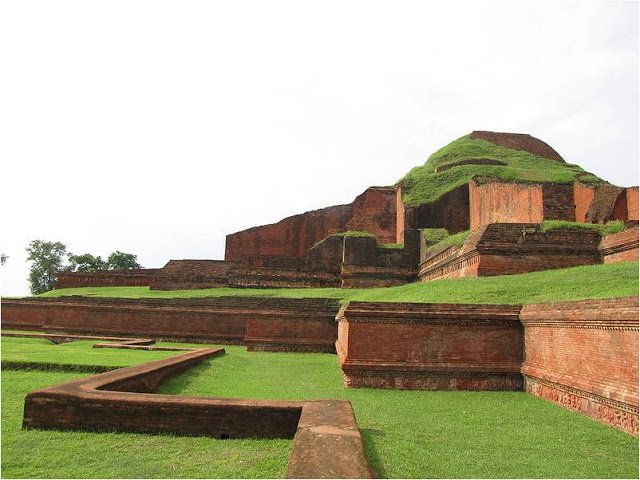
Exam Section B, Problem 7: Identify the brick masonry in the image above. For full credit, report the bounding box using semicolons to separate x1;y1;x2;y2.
56;269;161;289
418;223;602;281
600;227;639;263
336;302;524;390
21;347;371;478
520;297;638;435
1;296;341;352
336;297;639;434
225;186;397;263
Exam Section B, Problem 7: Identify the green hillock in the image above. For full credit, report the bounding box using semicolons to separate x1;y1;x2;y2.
399;135;603;207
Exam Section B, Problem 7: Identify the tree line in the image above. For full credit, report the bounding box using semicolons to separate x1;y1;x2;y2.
25;240;142;295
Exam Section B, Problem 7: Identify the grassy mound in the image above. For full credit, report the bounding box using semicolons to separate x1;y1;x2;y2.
38;261;639;305
399;134;603;207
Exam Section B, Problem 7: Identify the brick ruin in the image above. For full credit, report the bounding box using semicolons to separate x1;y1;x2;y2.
19;342;371;478
54;131;638;291
7;131;638;442
4;295;638;435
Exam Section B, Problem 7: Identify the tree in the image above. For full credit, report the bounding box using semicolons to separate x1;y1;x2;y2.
1;253;8;266
107;251;142;270
67;253;107;272
26;240;67;294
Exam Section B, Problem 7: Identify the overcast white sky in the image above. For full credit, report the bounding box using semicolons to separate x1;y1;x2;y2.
1;0;638;296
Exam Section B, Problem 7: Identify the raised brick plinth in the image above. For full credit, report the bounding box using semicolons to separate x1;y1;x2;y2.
520;297;639;435
418;223;602;281
1;296;340;352
336;302;523;390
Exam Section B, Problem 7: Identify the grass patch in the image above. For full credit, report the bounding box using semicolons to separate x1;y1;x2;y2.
422;227;450;245
0;337;182;368
379;243;403;249
539;220;626;235
38;262;639;305
425;230;471;256
399;135;603;207
1;369;291;478
158;346;639;478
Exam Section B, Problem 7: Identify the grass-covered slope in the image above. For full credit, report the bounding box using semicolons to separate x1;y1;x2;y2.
38;261;638;305
399;134;603;207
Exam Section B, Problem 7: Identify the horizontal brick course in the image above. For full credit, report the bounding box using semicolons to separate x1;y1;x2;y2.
1;296;340;352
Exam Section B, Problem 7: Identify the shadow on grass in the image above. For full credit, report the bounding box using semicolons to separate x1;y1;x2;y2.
361;428;386;479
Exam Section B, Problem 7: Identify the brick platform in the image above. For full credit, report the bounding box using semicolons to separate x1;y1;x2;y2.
336;302;523;390
418;223;602;281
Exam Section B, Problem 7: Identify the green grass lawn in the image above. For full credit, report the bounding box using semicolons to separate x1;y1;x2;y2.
1;338;637;478
399;135;603;207
38;261;639;305
1;369;291;478
158;346;638;479
1;337;187;371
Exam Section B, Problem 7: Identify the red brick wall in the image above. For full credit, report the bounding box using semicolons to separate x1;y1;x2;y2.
395;185;405;244
346;187;397;244
1;297;340;351
405;184;470;234
521;297;638;434
418;223;601;281
574;183;596;223
336;302;523;390
225;187;396;263
600;227;639;264
542;184;575;221
56;269;160;289
626;187;639;221
469;181;544;230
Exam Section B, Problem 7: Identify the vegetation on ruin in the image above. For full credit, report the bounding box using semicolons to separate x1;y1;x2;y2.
311;230;375;249
421;227;450;245
37;261;638;305
399;135;603;207
424;230;471;256
2;338;637;478
538;219;626;235
379;242;403;249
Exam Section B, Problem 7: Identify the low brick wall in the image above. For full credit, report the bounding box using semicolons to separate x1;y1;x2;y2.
56;269;161;289
521;297;639;435
1;296;341;352
600;227;639;264
336;302;523;390
418;223;602;281
22;347;371;478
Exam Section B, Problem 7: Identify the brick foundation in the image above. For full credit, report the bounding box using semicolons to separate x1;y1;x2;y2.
56;269;161;289
418;223;602;281
520;297;638;434
21;347;370;478
336;302;523;390
1;296;340;352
